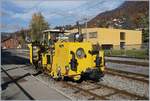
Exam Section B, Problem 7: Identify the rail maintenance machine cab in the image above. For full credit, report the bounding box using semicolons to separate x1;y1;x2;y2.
28;29;105;82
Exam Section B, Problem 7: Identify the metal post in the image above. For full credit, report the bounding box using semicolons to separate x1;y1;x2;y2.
85;18;87;41
76;21;80;34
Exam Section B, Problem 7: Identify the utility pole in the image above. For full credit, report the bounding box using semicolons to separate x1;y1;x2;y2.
85;18;88;41
81;17;88;41
76;21;81;34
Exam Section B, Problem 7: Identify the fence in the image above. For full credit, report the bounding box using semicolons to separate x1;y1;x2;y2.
104;44;149;59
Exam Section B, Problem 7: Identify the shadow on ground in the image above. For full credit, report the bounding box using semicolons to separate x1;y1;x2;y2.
1;50;30;65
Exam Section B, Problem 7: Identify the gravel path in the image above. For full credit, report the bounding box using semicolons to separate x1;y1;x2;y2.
99;74;149;97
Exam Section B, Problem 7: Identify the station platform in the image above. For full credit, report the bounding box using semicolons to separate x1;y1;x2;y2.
1;64;71;100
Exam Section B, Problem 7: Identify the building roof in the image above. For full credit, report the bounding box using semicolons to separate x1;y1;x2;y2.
2;36;19;43
42;29;69;33
69;27;142;32
1;36;12;42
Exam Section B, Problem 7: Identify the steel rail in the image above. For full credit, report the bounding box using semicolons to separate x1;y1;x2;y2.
95;82;149;100
106;59;149;67
1;73;31;90
106;68;149;78
1;67;35;100
1;64;31;72
63;82;108;100
63;81;148;100
105;70;149;83
1;70;42;90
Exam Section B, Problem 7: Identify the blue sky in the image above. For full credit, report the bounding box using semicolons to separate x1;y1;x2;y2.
1;0;125;32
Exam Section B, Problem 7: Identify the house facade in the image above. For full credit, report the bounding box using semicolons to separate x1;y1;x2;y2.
68;28;142;50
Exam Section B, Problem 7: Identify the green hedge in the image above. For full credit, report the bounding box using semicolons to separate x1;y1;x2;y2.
105;49;149;59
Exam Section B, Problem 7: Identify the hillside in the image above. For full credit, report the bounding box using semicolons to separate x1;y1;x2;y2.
87;1;149;29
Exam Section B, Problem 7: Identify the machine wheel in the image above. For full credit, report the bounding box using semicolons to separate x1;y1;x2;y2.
55;70;62;81
57;77;62;81
75;77;83;83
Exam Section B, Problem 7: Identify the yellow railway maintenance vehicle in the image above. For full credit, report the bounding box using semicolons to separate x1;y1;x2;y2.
28;29;105;82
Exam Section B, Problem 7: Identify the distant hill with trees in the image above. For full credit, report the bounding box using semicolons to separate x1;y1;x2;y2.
87;1;149;29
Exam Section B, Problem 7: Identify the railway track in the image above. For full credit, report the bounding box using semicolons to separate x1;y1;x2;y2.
2;49;149;100
2;64;149;100
23;65;149;100
1;66;35;100
106;58;149;67
62;82;108;100
61;81;148;100
95;82;148;100
105;68;149;83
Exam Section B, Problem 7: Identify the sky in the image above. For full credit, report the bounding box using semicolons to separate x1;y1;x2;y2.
1;0;125;33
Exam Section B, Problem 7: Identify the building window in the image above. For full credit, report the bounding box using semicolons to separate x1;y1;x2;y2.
89;32;97;38
120;32;125;40
120;42;125;49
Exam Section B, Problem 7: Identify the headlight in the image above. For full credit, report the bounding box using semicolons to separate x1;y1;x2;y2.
65;66;69;70
33;46;39;52
76;48;85;59
57;67;61;71
33;46;37;49
75;34;80;39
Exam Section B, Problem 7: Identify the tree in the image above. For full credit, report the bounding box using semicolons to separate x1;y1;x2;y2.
29;12;49;41
139;15;149;43
18;29;26;44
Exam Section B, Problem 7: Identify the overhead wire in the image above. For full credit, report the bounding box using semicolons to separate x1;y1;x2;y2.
20;0;107;27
